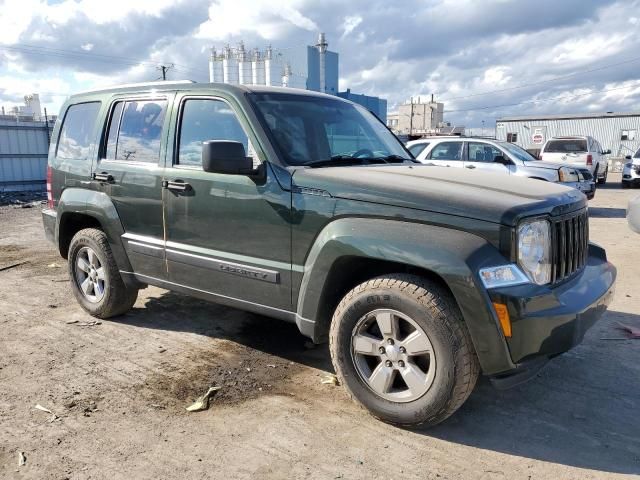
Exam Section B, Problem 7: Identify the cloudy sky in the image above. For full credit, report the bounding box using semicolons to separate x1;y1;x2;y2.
0;0;639;127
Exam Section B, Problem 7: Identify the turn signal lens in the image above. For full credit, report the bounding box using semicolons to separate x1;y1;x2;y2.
493;302;512;338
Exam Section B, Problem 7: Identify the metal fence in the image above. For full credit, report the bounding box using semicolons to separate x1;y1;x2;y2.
496;112;640;172
0;115;54;192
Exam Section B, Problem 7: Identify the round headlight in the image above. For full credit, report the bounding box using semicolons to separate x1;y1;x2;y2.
518;219;551;285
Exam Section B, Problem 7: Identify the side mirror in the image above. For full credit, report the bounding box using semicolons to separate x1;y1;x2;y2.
626;155;632;160
628;195;640;234
494;155;511;165
202;140;254;175
603;149;611;155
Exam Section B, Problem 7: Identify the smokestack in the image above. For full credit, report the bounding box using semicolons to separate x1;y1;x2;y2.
315;32;328;93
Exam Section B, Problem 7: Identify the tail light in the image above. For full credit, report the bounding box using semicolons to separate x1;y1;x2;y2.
586;154;593;166
46;166;54;209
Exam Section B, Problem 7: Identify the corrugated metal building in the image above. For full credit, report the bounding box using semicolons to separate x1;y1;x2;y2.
0;115;54;192
496;111;640;171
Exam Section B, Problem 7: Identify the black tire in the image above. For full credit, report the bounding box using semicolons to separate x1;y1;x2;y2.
622;182;630;189
68;228;138;318
597;165;607;185
329;274;480;427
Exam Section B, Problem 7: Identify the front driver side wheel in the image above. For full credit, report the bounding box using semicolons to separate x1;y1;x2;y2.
329;274;479;427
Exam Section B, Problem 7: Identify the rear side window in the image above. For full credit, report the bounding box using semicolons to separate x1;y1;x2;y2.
56;102;101;160
177;99;249;166
544;140;587;153
428;141;463;161
408;143;428;157
105;99;167;163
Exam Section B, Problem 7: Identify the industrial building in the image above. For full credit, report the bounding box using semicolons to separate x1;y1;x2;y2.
338;89;387;123
0;94;55;192
207;33;385;120
387;97;464;139
496;111;640;170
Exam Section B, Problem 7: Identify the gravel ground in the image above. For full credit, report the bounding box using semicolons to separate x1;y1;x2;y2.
0;174;638;479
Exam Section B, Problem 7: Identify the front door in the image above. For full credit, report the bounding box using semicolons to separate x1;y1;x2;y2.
425;141;465;168
464;141;510;175
92;96;173;280
163;95;292;311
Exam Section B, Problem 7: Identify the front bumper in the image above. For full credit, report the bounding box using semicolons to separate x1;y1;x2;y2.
563;179;596;199
42;208;57;244
487;243;616;382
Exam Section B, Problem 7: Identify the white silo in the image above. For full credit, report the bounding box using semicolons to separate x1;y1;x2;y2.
238;42;252;85
222;45;239;84
264;46;282;87
251;49;265;85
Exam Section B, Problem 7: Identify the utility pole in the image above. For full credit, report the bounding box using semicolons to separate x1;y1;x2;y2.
409;97;413;137
157;64;173;81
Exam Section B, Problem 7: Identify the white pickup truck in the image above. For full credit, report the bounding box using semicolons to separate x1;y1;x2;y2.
539;136;610;185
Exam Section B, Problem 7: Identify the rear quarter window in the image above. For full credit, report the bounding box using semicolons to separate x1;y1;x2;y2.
544;140;587;153
56;102;102;160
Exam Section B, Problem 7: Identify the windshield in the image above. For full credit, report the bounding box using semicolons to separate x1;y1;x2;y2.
249;93;410;166
497;141;539;162
544;139;587;153
407;143;429;157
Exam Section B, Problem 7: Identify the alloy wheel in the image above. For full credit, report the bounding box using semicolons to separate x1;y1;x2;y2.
350;309;436;403
74;246;106;303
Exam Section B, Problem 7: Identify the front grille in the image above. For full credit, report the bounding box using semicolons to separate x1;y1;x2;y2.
550;209;589;283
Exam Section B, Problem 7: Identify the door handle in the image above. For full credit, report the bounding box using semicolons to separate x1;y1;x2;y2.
93;172;114;183
165;180;192;192
465;165;476;169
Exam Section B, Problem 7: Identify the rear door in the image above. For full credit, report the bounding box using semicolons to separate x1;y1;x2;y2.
464;141;510;175
423;141;464;168
162;93;293;311
92;94;174;280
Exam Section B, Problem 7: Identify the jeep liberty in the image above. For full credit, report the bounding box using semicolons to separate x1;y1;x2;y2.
42;82;616;426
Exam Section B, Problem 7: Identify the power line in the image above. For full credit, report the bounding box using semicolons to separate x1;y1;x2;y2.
156;64;173;81
437;54;640;102
444;81;640;114
0;43;206;76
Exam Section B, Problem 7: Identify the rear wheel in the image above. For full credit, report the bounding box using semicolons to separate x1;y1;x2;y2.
68;228;138;318
329;274;479;427
597;164;608;185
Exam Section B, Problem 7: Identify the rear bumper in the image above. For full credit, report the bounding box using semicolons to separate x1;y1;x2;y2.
487;243;616;384
42;208;57;244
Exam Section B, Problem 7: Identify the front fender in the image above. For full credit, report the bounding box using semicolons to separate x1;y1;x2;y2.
295;218;516;375
56;188;134;274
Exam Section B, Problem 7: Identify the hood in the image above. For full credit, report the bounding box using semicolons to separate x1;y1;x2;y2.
522;160;571;171
292;164;586;226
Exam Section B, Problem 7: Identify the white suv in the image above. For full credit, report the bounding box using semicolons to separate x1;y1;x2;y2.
539;136;610;185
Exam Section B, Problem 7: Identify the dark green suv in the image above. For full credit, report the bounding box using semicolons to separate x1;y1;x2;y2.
42;81;616;427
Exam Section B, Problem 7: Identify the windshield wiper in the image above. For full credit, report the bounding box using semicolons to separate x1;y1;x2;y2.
379;154;415;163
303;155;387;168
303;154;413;168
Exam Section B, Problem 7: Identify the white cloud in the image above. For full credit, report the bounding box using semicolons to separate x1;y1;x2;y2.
341;15;362;39
81;43;94;51
196;0;317;41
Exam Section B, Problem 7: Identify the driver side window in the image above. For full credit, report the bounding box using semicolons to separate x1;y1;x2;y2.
468;142;503;163
177;98;250;167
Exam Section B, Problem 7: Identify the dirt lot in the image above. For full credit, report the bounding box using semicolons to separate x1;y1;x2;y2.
1;174;639;479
